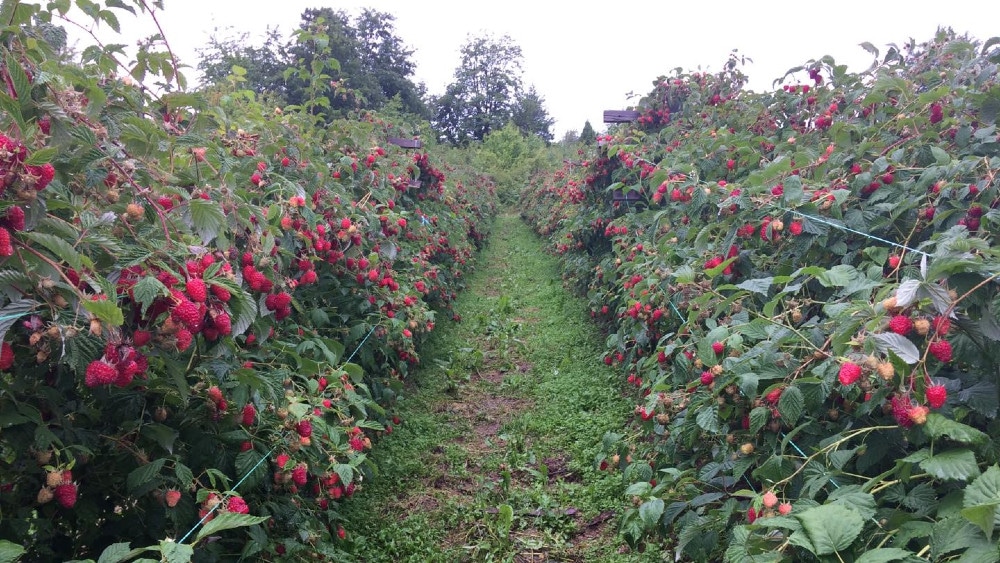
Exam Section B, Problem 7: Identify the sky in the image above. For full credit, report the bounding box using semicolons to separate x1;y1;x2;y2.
65;1;1000;139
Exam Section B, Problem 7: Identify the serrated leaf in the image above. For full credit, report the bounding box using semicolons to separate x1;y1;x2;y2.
871;332;921;364
24;147;58;166
962;465;1000;537
695;405;721;434
4;53;31;104
126;458;166;494
23;232;85;271
796;503;864;555
83;298;125;327
736;277;773;295
131;276;168;316
625;481;652;496
778;385;804;425
185;198;226;244
194;512;269;543
140;424;178;455
97;542;136;563
159;540;194;563
639;498;664;527
924;413;988;445
749;406;769;435
959;381;999;418
175;462;194;488
855;548;915;563
0;298;39;344
0;540;26;563
895;279;921;307
827;486;876;521
920;448;980;481
234;449;267;490
931;515;989;559
816;265;859;288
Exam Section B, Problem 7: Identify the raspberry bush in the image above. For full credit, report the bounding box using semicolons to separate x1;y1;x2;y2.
0;3;495;561
524;30;1000;561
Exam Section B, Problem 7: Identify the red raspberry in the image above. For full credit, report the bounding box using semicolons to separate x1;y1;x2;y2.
700;371;714;386
5;206;24;231
207;385;223;404
762;490;778;509
210;284;231;302
932;316;951;335
0;341;13;370
241;403;256;426
291;464;308;486
275;452;290;469
132;330;152;347
185;278;208;303
165;489;182;507
226;496;249;514
888;315;913;335
85;360;119;387
765;387;782;404
171;299;202;331
788;220;803;236
778;502;792;515
175;328;193;351
54;483;77;508
0;226;13;257
337;527;347;540
891;394;915;428
712;341;724;355
929;340;952;363
926;384;947;409
212;311;231;335
25;163;55;190
296;419;312;438
838;362;863;386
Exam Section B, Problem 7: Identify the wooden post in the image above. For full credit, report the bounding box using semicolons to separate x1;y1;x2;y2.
603;110;640;123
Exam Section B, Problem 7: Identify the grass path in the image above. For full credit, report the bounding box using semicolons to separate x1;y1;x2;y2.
340;213;657;562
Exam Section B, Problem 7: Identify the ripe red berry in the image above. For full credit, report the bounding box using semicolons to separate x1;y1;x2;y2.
0;341;13;370
26;163;55;190
888;315;913;336
54;483;77;508
765;387;782;404
929;340;952;363
207;385;223;404
5;206;24;231
165;489;182;507
926;384;947;409
0;227;13;257
788;220;803;236
291;464;308;486
210;284;232;302
171;299;202;330
932;316;951;335
712;341;724;355
226;496;249;514
762;490;778;509
778;502;792;515
838;362;863;386
700;371;714;385
888;255;901;268
275;452;290;469
185;278;208;302
241;403;256;426
296;419;312;438
85;360;119;387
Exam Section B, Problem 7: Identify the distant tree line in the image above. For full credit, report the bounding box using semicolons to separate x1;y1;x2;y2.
197;9;555;145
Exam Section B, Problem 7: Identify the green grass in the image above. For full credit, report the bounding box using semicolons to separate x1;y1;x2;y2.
339;213;662;562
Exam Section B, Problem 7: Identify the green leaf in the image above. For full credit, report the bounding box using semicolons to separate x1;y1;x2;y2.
234;449;267;490
0;540;26;563
158;540;194;563
639;498;664;528
4;53;31;104
929;146;951;165
97;542;136;563
23;232;86;271
796;503;864;555
782;174;803;204
83;299;125;327
695;405;721;434
931;515;989;559
855;548;915;563
827;486;876;521
871;332;921;364
625;482;652;496
924;413;988;445
24;147;58;166
194;512;269;543
962;465;1000;537
140;424;178;455
920;448;980;481
778;385;804;425
816;265;859;288
749;406;769;435
497;503;513;538
186;198;226;244
0;298;39;344
131;276;168;316
126;458;166;494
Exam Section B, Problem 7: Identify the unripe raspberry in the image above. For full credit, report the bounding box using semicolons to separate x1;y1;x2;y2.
37;487;54;504
762;490;778;509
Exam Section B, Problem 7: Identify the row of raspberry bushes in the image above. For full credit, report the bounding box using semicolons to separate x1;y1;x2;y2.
523;30;1000;561
0;4;496;561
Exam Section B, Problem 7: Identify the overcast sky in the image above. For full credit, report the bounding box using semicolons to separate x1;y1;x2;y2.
68;1;999;138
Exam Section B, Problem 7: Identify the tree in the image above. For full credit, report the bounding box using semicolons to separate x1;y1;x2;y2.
579;120;596;145
433;33;524;144
511;85;555;143
197;27;290;98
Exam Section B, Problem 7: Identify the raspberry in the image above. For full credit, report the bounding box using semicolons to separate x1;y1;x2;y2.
174;328;193;351
296;419;312;438
241;403;256;426
85;360;119;387
788;220;803;236
226;496;249;514
292;464;308;486
887;255;901;268
170;299;202;332
926;384;947;409
46;470;64;487
210;284;231;302
5;206;24;231
0;226;13;257
185;278;208;303
888;315;913;336
0;341;13;370
212;311;232;335
54;483;77;508
913;318;930;336
207;385;223;404
908;405;929;425
25;163;55;190
165;489;182;507
275;452;290;469
891;395;915;428
37;487;54;504
932;316;951;335
747;507;757;523
838;362;863;386
765;387;783;404
712;341;724;355
132;330;152;347
876;362;894;380
349;436;365;451
762;490;778;509
929;340;952;363
778;502;792;515
700;371;714;386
